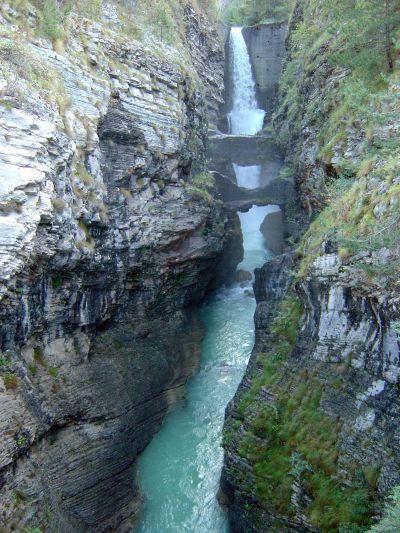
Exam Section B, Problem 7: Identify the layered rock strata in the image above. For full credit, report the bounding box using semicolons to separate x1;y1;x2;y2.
221;2;400;531
223;248;400;532
0;3;241;531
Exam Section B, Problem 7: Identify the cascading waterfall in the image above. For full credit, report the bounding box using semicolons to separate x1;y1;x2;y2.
229;27;277;250
233;163;261;188
228;27;265;135
136;27;280;533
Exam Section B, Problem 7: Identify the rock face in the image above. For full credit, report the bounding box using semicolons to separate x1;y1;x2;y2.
221;1;400;531
223;249;400;532
260;210;284;255
235;269;252;283
0;3;241;531
221;254;296;533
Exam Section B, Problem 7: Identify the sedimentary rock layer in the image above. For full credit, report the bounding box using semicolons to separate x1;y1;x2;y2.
0;3;241;531
222;4;400;531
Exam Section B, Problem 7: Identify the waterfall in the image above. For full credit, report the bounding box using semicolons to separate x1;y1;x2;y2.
228;27;282;263
228;27;265;136
233;163;261;188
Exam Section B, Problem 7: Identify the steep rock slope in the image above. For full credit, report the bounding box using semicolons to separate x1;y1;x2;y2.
0;2;241;531
222;1;400;531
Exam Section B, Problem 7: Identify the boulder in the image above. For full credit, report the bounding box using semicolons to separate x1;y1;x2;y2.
260;209;284;254
235;269;252;283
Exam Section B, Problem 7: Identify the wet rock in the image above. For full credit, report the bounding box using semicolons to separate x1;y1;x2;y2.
0;4;238;531
260;209;284;254
235;269;252;283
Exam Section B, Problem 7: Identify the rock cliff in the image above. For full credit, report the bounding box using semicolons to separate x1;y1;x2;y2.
0;2;241;531
222;1;400;531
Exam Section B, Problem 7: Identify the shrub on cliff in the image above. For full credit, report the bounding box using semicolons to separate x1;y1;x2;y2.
223;0;294;25
274;0;400;286
368;486;400;532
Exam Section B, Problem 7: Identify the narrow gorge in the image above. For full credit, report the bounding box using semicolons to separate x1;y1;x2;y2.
136;24;285;532
0;1;399;533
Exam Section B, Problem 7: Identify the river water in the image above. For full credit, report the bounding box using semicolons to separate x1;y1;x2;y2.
136;27;278;533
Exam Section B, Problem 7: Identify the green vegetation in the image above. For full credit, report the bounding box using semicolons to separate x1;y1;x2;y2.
51;276;63;289
15;432;30;451
4;372;19;390
0;34;67;112
227;293;376;531
3;0;219;49
77;219;95;250
74;162;94;185
368;486;400;532
31;347;60;379
33;347;45;366
252;7;400;521
0;37;56;87
186;171;218;204
130;0;220;43
0;98;14;110
274;0;400;284
223;0;294;25
51;198;66;213
13;490;27;506
47;366;59;378
40;0;69;42
323;0;399;74
28;364;38;377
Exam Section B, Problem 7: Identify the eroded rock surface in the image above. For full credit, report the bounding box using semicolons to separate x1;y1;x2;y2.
221;4;400;531
0;3;241;531
223;249;400;532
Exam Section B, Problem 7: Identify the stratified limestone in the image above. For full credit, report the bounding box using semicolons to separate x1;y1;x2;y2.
221;4;400;531
0;3;242;531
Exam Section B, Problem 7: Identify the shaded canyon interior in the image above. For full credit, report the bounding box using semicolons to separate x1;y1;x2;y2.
0;1;399;533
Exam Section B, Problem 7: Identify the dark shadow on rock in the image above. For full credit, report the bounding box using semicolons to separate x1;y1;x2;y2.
260;210;285;255
212;171;294;211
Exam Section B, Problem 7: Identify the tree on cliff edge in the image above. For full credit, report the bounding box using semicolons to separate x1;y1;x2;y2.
224;0;294;25
325;0;400;74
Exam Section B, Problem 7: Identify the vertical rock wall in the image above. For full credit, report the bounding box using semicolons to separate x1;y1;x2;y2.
0;3;242;531
221;1;400;532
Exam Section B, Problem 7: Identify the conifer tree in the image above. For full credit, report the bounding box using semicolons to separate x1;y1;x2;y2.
324;0;400;73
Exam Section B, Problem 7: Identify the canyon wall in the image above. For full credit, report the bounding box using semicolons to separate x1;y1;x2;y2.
0;2;241;531
222;2;400;531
